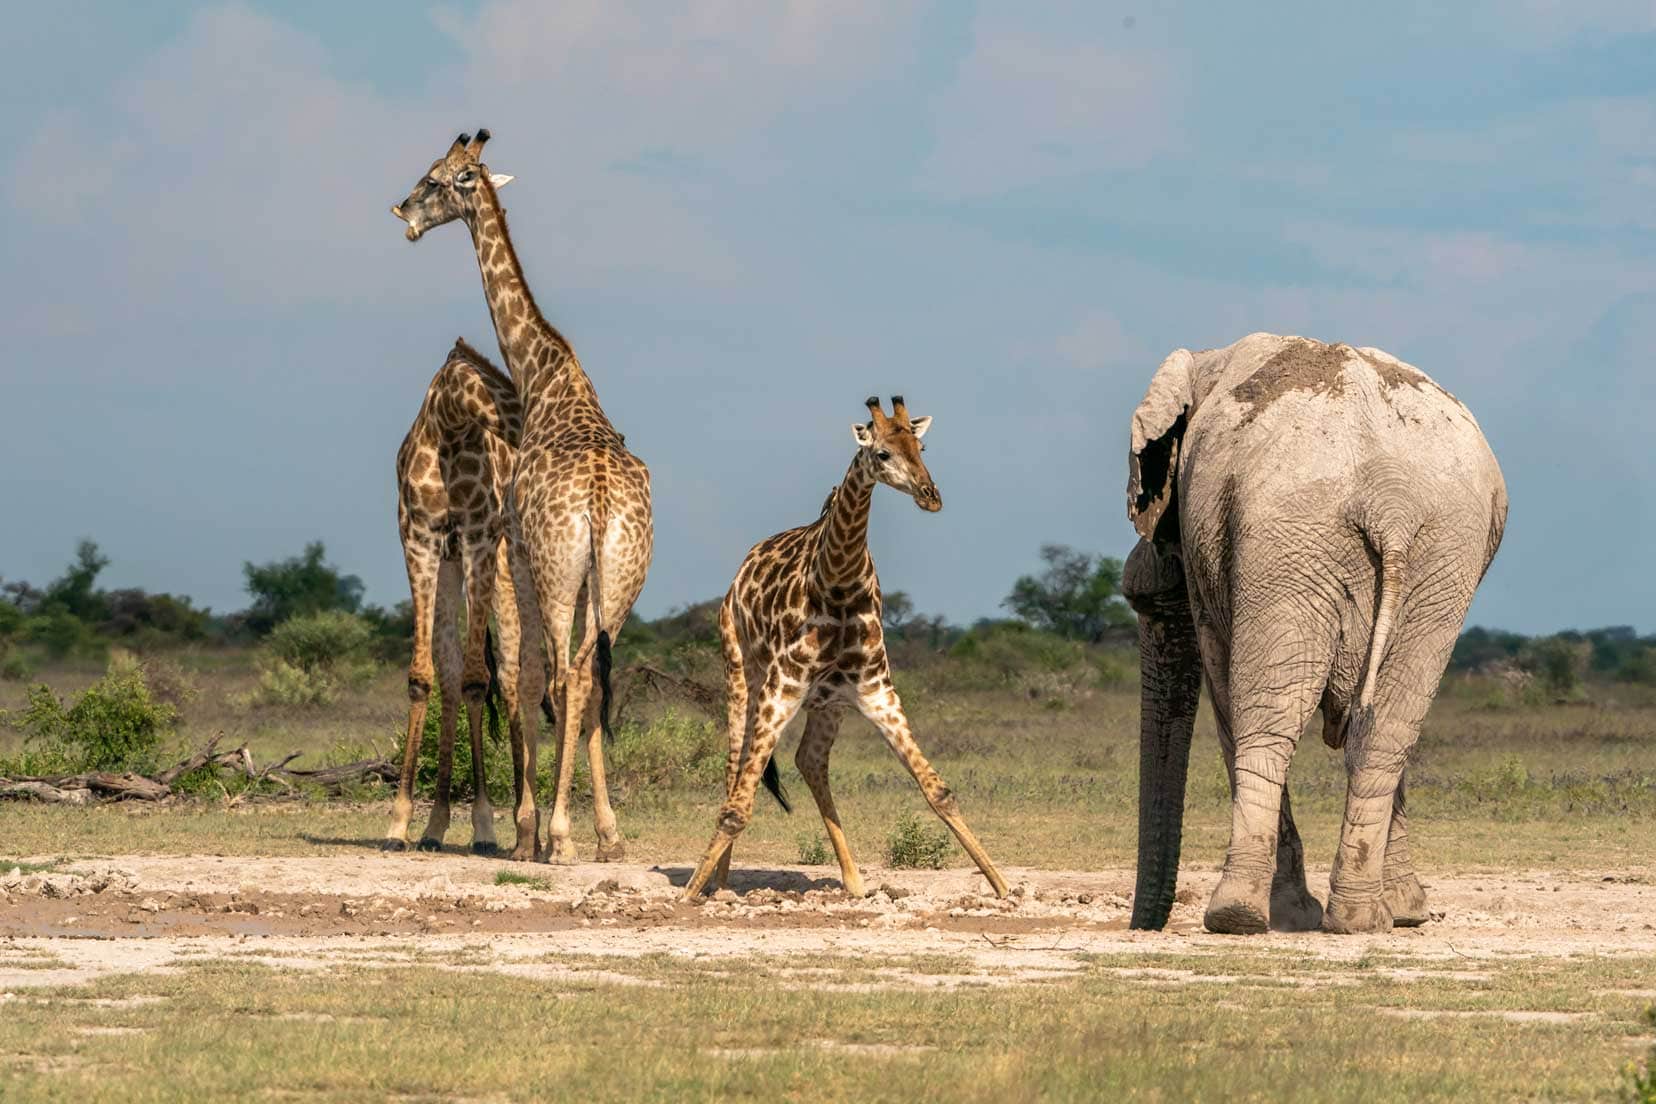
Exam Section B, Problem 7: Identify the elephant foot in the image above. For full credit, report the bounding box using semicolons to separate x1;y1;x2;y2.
1269;881;1325;932
1384;873;1429;927
470;842;500;858
415;838;443;853
381;839;408;853
1323;892;1393;934
1204;875;1270;935
595;839;626;863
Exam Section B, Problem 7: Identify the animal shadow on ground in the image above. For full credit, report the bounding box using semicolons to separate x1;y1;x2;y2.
654;866;843;894
299;834;471;855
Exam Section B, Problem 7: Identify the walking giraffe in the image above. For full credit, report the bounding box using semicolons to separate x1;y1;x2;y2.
384;338;543;855
683;396;1007;900
393;130;652;862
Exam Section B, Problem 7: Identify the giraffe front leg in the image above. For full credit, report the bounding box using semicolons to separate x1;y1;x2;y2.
856;678;1008;898
683;675;805;900
795;706;864;897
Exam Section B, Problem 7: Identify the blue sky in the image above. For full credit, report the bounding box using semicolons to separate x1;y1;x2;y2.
2;1;1651;633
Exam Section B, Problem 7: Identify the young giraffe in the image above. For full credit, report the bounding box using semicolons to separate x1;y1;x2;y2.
684;397;1008;900
384;338;544;855
393;130;652;863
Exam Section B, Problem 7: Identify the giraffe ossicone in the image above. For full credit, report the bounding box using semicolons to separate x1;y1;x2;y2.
683;396;1006;901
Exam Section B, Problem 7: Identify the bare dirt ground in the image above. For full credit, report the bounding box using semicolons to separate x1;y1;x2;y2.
4;855;1654;993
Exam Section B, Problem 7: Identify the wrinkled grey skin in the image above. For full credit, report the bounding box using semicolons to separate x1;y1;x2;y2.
1122;333;1507;935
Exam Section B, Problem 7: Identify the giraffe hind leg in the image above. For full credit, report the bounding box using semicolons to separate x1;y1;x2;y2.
385;536;441;851
461;535;500;856
795;706;863;897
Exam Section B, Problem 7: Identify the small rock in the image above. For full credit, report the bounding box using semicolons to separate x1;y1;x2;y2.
137;897;163;914
877;883;911;900
712;890;738;903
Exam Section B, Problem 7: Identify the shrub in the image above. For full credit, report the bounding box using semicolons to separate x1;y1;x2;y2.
244;611;377;709
404;687;516;805
242;541;365;636
1623;1005;1656;1103
1519;636;1591;703
268;610;374;673
608;709;726;798
797;834;831;866
886;812;950;869
1;654;179;774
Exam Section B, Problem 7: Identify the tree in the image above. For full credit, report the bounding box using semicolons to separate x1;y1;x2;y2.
242;541;364;636
43;540;110;623
882;591;917;637
1003;544;1133;642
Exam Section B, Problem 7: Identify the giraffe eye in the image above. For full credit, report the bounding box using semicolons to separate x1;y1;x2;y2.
456;168;477;185
877;450;892;462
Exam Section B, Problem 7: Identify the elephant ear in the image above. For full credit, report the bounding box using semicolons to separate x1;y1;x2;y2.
1127;348;1195;542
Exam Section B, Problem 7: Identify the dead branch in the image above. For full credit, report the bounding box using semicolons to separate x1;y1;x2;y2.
156;732;228;785
0;780;93;805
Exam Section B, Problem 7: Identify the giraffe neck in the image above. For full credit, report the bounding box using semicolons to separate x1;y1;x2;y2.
464;182;580;402
815;454;877;594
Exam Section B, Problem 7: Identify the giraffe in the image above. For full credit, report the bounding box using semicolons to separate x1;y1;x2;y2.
683;396;1008;901
393;130;653;863
383;337;546;856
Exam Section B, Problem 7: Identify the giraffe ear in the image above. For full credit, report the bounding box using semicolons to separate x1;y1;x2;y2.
908;415;932;439
851;423;875;447
490;173;514;188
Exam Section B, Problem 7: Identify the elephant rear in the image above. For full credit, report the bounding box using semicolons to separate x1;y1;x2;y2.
1122;332;1507;934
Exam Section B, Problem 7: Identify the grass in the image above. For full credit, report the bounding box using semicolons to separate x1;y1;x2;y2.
2;654;1654;873
494;869;553;890
0;951;1653;1101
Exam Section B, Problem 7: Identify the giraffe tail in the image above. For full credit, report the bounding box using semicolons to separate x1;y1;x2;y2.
586;515;615;745
761;756;792;813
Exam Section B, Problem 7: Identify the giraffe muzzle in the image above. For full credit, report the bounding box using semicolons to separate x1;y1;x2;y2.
915;484;943;512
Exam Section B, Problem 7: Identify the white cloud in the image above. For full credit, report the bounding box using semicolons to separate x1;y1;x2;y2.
918;6;1186;196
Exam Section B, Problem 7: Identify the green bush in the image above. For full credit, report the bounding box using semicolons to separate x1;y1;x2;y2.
607;708;726;793
267;610;374;672
1;654;179;774
405;687;516;804
243;611;377;709
886;812;950;869
1623;1005;1656;1103
797;833;831;865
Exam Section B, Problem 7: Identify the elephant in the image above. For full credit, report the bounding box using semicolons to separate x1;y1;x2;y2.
1120;333;1507;935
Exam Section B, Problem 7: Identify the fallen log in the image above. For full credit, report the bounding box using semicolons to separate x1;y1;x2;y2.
0;780;93;805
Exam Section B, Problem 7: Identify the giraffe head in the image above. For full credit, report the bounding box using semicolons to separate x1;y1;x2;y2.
391;129;513;242
852;396;940;512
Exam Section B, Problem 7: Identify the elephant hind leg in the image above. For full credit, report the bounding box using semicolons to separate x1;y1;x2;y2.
1205;615;1332;936
1382;774;1428;926
1206;655;1322;933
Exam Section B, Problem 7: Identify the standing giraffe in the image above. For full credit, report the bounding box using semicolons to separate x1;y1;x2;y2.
393;130;652;863
683;396;1007;900
384;338;541;855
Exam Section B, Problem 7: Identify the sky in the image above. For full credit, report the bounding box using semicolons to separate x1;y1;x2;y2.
2;1;1652;634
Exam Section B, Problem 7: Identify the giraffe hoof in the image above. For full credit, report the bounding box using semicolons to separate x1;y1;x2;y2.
470;842;501;857
595;840;625;863
415;838;443;853
381;839;409;853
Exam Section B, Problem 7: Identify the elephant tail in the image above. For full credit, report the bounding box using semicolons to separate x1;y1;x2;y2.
1357;540;1408;713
